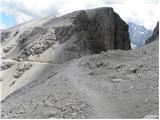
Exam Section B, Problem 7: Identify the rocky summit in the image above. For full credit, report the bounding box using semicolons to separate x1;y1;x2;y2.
0;7;158;119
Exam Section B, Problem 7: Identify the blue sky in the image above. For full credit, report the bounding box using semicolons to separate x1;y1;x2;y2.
0;11;16;28
0;0;159;30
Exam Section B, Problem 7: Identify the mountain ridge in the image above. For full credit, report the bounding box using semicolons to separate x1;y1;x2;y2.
1;7;131;64
145;22;159;44
0;7;158;119
128;22;152;48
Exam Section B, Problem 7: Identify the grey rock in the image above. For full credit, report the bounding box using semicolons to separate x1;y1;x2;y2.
0;61;14;71
145;22;159;44
111;78;124;83
143;114;159;119
13;63;32;79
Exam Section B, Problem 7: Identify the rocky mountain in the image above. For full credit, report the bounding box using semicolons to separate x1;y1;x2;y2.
1;7;130;65
0;7;158;119
145;22;159;44
1;7;131;100
128;22;152;48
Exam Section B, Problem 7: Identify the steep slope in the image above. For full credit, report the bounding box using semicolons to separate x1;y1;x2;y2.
1;7;131;100
145;22;159;44
128;22;152;48
1;40;158;119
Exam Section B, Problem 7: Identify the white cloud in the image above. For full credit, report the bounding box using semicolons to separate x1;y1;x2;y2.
56;0;106;15
14;11;33;24
2;0;60;17
108;0;159;29
1;1;34;24
1;0;159;30
3;7;33;24
0;24;7;29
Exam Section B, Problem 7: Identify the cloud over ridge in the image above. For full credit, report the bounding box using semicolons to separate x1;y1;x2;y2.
0;0;159;29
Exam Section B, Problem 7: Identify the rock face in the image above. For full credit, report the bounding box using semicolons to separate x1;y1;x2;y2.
1;7;131;64
145;22;159;44
82;8;131;53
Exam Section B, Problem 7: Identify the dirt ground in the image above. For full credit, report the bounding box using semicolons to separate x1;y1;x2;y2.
1;40;158;119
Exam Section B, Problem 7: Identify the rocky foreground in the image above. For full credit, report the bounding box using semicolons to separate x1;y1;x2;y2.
0;7;159;119
1;40;158;118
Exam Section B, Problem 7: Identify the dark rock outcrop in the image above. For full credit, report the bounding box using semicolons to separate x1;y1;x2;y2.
145;22;159;44
72;8;131;53
2;7;131;63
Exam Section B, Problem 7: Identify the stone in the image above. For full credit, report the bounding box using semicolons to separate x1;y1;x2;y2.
3;46;14;53
111;78;123;83
96;61;103;67
9;81;16;87
144;99;150;103
0;61;14;71
88;71;94;75
129;67;138;74
143;114;159;119
71;112;77;117
47;111;58;118
13;63;32;79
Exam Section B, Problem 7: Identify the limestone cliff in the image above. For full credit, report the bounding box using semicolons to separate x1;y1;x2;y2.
1;7;131;64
